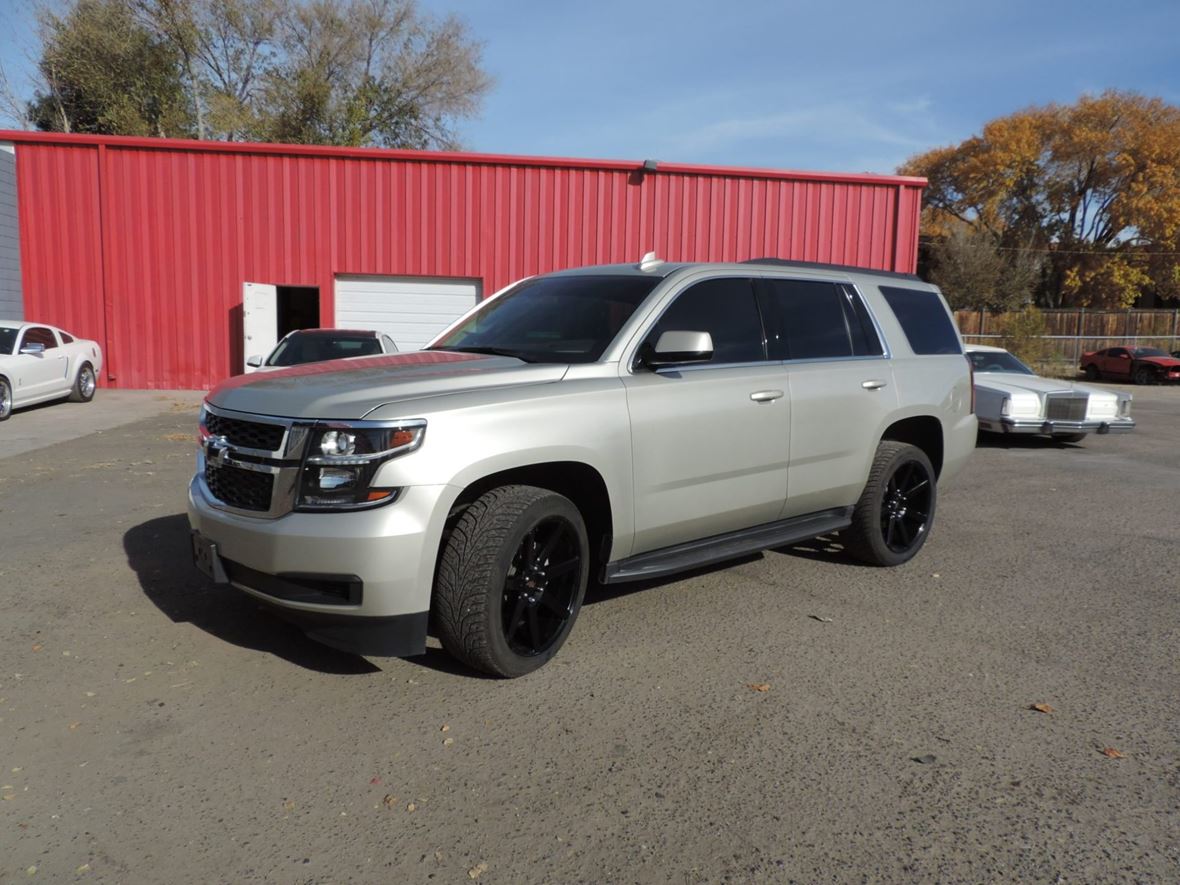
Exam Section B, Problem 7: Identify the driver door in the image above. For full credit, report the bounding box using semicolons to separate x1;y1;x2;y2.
622;277;790;554
16;327;68;399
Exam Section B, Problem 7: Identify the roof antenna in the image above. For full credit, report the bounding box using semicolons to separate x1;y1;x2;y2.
638;251;662;271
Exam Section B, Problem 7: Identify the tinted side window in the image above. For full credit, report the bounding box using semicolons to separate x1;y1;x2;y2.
23;327;58;349
878;286;962;355
647;278;765;364
60;331;75;343
760;279;852;360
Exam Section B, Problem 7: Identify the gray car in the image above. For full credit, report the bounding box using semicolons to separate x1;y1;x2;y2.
189;257;977;676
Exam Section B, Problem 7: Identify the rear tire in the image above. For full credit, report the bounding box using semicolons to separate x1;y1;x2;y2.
69;362;96;403
434;484;590;678
1083;364;1100;381
843;441;936;567
0;376;11;421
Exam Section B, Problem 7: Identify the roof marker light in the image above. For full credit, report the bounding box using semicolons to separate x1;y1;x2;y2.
638;251;663;271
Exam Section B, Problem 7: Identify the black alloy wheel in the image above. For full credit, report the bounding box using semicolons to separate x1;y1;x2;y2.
879;460;934;555
1133;365;1153;385
844;441;937;566
502;516;582;657
434;484;590;677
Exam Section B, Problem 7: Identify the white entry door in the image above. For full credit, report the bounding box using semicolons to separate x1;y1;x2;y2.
242;282;278;371
334;275;480;351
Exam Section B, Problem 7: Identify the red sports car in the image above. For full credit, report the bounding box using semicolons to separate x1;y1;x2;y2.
1080;346;1180;385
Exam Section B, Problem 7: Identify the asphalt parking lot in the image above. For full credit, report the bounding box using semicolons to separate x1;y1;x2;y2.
1;386;1178;883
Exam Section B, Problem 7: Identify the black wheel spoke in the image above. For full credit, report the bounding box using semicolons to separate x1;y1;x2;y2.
527;606;542;649
534;524;563;564
885;516;897;548
539;592;569;616
546;557;578;579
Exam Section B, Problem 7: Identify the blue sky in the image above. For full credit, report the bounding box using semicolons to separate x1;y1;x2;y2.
2;0;1178;175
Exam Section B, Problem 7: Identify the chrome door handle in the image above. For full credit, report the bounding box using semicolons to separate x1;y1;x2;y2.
861;379;888;390
750;389;784;402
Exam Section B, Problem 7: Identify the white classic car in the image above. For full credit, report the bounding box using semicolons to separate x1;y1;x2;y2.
967;345;1134;441
0;321;104;421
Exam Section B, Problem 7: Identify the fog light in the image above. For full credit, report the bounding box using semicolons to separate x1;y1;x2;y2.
317;467;356;490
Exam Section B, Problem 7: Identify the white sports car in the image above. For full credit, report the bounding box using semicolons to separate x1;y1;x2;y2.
0;321;104;421
968;345;1134;442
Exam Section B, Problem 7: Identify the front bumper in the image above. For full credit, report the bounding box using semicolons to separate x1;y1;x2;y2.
187;476;457;656
993;416;1136;435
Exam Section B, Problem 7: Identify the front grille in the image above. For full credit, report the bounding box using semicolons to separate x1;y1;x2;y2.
205;462;275;512
205;412;285;452
1046;395;1088;421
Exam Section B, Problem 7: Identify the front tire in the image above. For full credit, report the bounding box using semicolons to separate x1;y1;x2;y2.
843;441;936;567
1132;366;1153;386
1083;364;1100;381
1052;432;1087;443
434;485;590;677
69;362;96;403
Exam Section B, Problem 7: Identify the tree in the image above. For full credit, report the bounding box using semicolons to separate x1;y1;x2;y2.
926;224;1041;311
900;91;1180;308
26;0;490;149
257;0;491;148
28;0;193;137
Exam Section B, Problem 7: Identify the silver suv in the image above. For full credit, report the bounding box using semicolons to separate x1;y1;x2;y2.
189;258;977;677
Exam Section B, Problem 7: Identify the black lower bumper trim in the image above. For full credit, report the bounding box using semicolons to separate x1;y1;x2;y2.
267;605;430;658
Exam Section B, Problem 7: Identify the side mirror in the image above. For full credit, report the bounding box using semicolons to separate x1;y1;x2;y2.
19;342;46;356
245;355;263;368
1120;353;1131;360
643;330;714;368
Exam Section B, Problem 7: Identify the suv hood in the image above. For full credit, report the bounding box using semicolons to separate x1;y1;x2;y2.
207;351;569;419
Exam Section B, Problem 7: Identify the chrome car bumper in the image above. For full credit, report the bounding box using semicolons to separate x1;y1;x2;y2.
995;416;1136;435
187;475;457;656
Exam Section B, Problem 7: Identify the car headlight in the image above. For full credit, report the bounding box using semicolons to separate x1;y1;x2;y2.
297;421;425;510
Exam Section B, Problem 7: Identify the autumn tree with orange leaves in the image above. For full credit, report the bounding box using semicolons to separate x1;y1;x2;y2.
900;91;1180;309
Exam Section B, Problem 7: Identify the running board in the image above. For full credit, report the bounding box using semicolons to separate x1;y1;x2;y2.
603;507;853;584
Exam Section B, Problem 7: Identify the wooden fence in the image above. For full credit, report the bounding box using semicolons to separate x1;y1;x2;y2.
954;309;1180;372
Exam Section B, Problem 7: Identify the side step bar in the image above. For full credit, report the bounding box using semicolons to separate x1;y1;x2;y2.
603;507;853;584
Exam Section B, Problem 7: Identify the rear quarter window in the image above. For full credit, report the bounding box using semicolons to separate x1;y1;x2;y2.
878;286;962;355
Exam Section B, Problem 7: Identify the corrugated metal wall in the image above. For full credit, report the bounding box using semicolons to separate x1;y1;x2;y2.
8;132;924;390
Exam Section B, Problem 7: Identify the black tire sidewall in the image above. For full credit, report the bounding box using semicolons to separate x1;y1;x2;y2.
856;444;937;567
479;493;590;677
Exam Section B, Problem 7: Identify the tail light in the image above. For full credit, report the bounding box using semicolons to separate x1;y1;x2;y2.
965;354;975;414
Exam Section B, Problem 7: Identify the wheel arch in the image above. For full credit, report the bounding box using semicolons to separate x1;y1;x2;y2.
438;460;615;579
879;415;944;478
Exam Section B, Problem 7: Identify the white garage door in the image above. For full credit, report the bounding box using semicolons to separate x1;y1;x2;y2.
334;275;481;351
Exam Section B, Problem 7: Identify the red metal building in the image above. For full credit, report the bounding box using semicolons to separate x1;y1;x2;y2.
0;131;925;390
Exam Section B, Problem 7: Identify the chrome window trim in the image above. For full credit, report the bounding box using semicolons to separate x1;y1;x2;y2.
840;283;893;360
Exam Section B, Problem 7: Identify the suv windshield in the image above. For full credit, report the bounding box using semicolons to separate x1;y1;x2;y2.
430;275;661;364
0;327;16;355
266;333;383;366
967;350;1034;375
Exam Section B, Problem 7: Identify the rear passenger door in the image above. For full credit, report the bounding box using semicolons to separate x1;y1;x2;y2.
623;276;791;554
757;278;898;519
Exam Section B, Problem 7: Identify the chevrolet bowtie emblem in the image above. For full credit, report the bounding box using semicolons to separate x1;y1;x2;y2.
206;435;231;467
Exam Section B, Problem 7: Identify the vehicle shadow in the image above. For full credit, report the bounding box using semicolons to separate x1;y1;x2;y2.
124;514;380;675
975;431;1083;450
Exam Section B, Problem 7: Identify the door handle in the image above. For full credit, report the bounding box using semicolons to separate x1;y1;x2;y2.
861;379;888;390
750;389;784;403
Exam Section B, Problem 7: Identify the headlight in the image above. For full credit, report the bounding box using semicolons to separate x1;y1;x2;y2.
1000;396;1011;417
297;421;425;510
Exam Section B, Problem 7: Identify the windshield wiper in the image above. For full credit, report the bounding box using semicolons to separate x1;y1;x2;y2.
429;345;538;363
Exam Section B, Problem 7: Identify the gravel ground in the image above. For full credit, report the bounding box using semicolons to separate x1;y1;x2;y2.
1;387;1177;883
